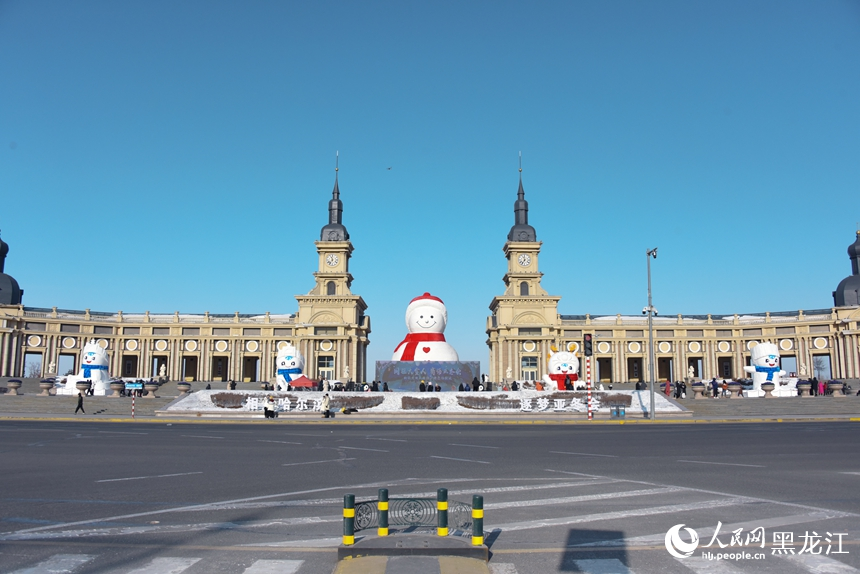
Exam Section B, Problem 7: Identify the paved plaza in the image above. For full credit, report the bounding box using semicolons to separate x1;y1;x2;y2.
1;416;859;574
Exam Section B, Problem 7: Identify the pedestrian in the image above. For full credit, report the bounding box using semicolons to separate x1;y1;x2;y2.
264;396;277;419
818;378;826;396
435;383;441;392
458;383;465;392
75;392;85;414
419;381;426;392
711;378;719;398
471;377;480;391
321;393;331;419
383;382;390;392
721;381;729;397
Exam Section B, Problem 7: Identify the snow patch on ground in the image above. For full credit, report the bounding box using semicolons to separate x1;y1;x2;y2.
164;390;683;414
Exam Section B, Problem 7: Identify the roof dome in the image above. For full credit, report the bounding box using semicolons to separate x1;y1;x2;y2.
833;231;860;307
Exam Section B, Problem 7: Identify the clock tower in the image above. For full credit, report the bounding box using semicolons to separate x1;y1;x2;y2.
486;168;561;383
295;167;370;383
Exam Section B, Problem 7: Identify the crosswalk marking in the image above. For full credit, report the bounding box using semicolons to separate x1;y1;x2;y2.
9;554;94;574
123;557;202;574
241;559;304;574
673;556;745;573
485;486;684;511
782;554;860;573
489;564;519;574
573;559;636;574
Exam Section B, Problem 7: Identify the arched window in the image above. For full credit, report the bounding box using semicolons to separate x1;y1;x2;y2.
520;281;529;296
327;281;336;296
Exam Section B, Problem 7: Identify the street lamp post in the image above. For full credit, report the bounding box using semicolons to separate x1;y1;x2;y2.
645;248;658;420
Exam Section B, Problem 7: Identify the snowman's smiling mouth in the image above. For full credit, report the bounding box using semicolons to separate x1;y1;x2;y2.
417;320;437;329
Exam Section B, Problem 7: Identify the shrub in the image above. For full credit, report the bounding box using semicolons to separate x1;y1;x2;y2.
332;395;383;410
401;396;440;410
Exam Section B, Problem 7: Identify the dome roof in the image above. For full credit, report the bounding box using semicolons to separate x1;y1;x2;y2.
0;273;21;305
833;231;860;307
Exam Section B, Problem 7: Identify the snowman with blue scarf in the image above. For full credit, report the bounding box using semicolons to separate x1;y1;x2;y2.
743;342;785;395
275;344;305;391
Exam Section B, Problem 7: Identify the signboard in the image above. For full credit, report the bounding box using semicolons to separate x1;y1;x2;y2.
125;382;143;390
375;361;480;392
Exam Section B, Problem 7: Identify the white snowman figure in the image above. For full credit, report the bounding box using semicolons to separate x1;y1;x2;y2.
275;344;306;391
542;350;580;391
392;292;459;361
61;339;112;395
743;342;785;395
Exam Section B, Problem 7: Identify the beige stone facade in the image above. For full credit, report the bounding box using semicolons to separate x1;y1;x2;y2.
0;191;370;383
486;195;860;384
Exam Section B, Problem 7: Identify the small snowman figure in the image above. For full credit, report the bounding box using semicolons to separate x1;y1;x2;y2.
392;292;459;361
743;342;785;394
275;344;306;391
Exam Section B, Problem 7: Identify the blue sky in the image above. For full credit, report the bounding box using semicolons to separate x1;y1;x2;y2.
1;0;858;374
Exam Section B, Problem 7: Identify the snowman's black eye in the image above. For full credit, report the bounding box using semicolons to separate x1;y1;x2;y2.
430;315;434;319
420;315;423;318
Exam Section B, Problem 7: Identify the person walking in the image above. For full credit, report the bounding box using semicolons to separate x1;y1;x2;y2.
711;377;719;398
75;392;85;414
321;393;331;419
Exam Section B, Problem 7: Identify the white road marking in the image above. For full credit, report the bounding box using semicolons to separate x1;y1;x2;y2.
672;556;745;573
574;558;636;573
9;554;94;573
486;487;685;510
180;435;222;439
242;559;304;573
550;451;618;458
4;478;423;537
494;498;753;532
366;437;407;442
678;460;766;468
840;472;860;476
258;440;302;445
450;443;500;449
282;458;356;467
489;564;519;574
122;557;202;574
97;431;148;435
781;553;860;573
97;472;202;483
248;537;352;548
430;456;491;464
181;480;615;512
339;446;389;452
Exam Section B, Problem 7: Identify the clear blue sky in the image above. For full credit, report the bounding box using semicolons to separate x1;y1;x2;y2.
1;0;858;374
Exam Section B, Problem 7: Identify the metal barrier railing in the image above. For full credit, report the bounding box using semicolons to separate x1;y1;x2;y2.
342;488;484;546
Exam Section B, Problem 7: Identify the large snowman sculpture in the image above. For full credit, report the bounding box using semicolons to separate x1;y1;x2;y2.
275;344;306;391
392;293;459;361
743;342;786;396
542;349;579;391
60;340;112;395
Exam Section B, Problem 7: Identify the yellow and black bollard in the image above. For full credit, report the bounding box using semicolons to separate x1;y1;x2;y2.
377;488;389;536
437;488;448;537
343;493;355;545
472;495;484;546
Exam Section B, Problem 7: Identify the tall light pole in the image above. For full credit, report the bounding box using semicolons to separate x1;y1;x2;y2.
645;248;658;420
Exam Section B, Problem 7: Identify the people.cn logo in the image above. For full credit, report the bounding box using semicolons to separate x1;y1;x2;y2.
665;524;699;558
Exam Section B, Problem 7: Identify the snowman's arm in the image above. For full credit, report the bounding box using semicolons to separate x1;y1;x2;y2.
542;374;552;386
778;370;786;377
743;366;755;374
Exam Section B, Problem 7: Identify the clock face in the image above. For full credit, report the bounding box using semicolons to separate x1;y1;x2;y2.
326;254;339;267
518;254;531;267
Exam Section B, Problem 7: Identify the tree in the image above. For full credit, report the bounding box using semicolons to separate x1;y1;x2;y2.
25;361;41;378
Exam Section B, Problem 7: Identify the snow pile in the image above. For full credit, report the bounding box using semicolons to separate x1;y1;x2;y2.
164;390;683;415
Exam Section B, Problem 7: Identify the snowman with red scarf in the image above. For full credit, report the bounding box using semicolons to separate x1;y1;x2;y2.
392;293;459;361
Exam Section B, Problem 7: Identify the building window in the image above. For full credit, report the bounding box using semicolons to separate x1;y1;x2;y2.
318;356;335;380
327;281;336;295
152;327;170;335
520;282;529;296
243;328;261;336
182;327;200;336
123;327;140;335
212;328;231;336
518;328;541;337
25;322;47;331
521;356;538;380
315;327;337;336
94;325;113;335
274;328;292;336
60;324;80;333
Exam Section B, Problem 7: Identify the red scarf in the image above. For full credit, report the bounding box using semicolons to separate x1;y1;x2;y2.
394;333;446;360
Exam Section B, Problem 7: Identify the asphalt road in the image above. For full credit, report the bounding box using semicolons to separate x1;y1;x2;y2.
1;420;859;574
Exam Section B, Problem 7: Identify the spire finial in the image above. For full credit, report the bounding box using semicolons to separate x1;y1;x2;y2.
518;151;522;173
335;151;339;176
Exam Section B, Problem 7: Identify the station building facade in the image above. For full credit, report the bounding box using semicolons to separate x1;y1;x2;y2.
0;175;370;383
486;174;860;384
2;169;859;385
